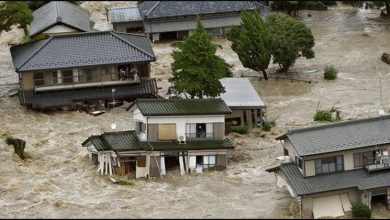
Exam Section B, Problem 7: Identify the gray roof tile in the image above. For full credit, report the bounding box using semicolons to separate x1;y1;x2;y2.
277;115;390;156
138;1;258;19
10;31;155;72
278;163;390;195
129;98;232;116
82;130;234;152
109;7;143;23
29;1;92;37
219;78;265;108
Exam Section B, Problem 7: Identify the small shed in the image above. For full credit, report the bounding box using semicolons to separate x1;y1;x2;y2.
219;78;266;128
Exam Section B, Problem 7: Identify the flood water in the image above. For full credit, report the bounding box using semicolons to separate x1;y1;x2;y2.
1;3;390;218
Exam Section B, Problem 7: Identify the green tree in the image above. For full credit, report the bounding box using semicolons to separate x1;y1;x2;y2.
0;1;33;37
170;18;232;99
27;1;80;11
227;11;273;80
267;12;315;73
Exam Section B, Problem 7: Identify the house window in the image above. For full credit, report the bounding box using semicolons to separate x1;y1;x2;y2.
33;72;44;86
296;156;303;169
353;152;365;168
44;71;58;85
284;148;289;156
315;155;344;175
134;121;146;132
62;70;73;84
186;123;213;139
203;155;216;169
157;124;176;141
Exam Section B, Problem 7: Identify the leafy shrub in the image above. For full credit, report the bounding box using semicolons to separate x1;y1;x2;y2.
351;204;371;219
263;120;276;131
118;180;134;186
227;125;249;134
314;103;341;122
324;66;338;80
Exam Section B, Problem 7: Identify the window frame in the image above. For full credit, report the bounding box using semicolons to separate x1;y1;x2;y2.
315;155;344;175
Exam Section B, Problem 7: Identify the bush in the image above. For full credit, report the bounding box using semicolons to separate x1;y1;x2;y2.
263;120;276;131
324;66;338;80
313;103;342;122
227;125;249;134
351;204;371;219
118;180;134;186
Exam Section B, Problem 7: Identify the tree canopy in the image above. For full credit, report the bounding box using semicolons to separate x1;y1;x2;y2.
227;10;273;80
0;1;33;36
267;12;315;73
170;18;232;98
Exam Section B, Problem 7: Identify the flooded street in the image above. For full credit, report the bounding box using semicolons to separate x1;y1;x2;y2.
1;2;390;218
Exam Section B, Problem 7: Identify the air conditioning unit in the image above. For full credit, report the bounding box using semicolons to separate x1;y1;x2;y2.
178;135;186;144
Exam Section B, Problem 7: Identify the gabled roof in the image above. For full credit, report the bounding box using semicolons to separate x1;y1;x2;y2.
219;78;265;109
128;98;232;116
137;1;258;19
10;31;155;72
29;1;92;37
82;130;234;152
276;115;390;157
109;7;143;23
271;163;390;196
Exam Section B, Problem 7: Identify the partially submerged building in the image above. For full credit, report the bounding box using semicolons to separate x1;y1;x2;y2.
219;78;266;128
82;98;234;178
109;1;269;42
267;115;390;218
10;31;157;110
29;1;95;40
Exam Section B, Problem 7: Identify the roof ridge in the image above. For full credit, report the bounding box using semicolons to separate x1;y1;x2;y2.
110;32;154;58
17;37;54;71
113;31;147;38
287;114;390;135
145;1;161;17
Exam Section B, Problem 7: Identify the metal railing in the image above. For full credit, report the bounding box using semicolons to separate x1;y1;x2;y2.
363;154;390;172
34;72;139;88
185;132;215;139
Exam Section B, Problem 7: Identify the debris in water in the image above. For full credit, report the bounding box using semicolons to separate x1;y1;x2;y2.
89;110;106;116
381;53;390;65
8;88;18;97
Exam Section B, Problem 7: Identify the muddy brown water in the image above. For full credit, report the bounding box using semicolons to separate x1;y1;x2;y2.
1;3;390;218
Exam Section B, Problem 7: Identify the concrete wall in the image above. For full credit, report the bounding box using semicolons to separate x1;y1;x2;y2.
21;72;34;90
301;188;361;218
42;24;79;34
132;107;225;141
304;160;315;177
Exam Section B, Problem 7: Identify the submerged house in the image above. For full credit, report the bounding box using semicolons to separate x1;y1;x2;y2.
10;31;157;110
267;115;390;218
109;1;268;42
29;1;95;40
82;98;234;178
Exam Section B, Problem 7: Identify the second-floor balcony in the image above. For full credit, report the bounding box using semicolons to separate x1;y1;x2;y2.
185;132;216;139
363;154;390;172
34;72;139;92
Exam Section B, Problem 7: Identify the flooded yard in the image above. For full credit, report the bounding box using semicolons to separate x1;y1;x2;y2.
1;2;390;218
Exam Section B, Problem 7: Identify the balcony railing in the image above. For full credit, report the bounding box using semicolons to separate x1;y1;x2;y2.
185;133;216;139
363;154;390;172
34;73;139;92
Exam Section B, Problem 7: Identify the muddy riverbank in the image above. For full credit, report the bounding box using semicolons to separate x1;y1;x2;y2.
1;2;390;218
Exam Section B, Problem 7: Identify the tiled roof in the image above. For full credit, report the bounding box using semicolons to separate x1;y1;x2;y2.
128;98;232;116
275;163;390;196
10;31;155;72
138;1;258;19
276;115;390;156
82;130;234;152
19;78;158;109
109;7;143;23
219;78;265;108
29;1;92;37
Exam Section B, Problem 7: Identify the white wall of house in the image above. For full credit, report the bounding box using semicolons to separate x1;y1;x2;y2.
131;106;225;141
42;24;79;34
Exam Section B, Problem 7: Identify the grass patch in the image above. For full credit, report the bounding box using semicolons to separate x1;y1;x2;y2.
263;120;276;131
324;65;338;80
351;204;372;219
53;200;63;207
313;102;341;122
226;125;249;134
118;180;134;186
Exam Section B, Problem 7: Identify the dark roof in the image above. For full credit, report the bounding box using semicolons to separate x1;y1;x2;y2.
19;78;158;109
29;1;92;37
276;115;390;156
10;31;155;72
274;163;390;196
82;130;234;152
128;98;232;116
138;1;258;19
